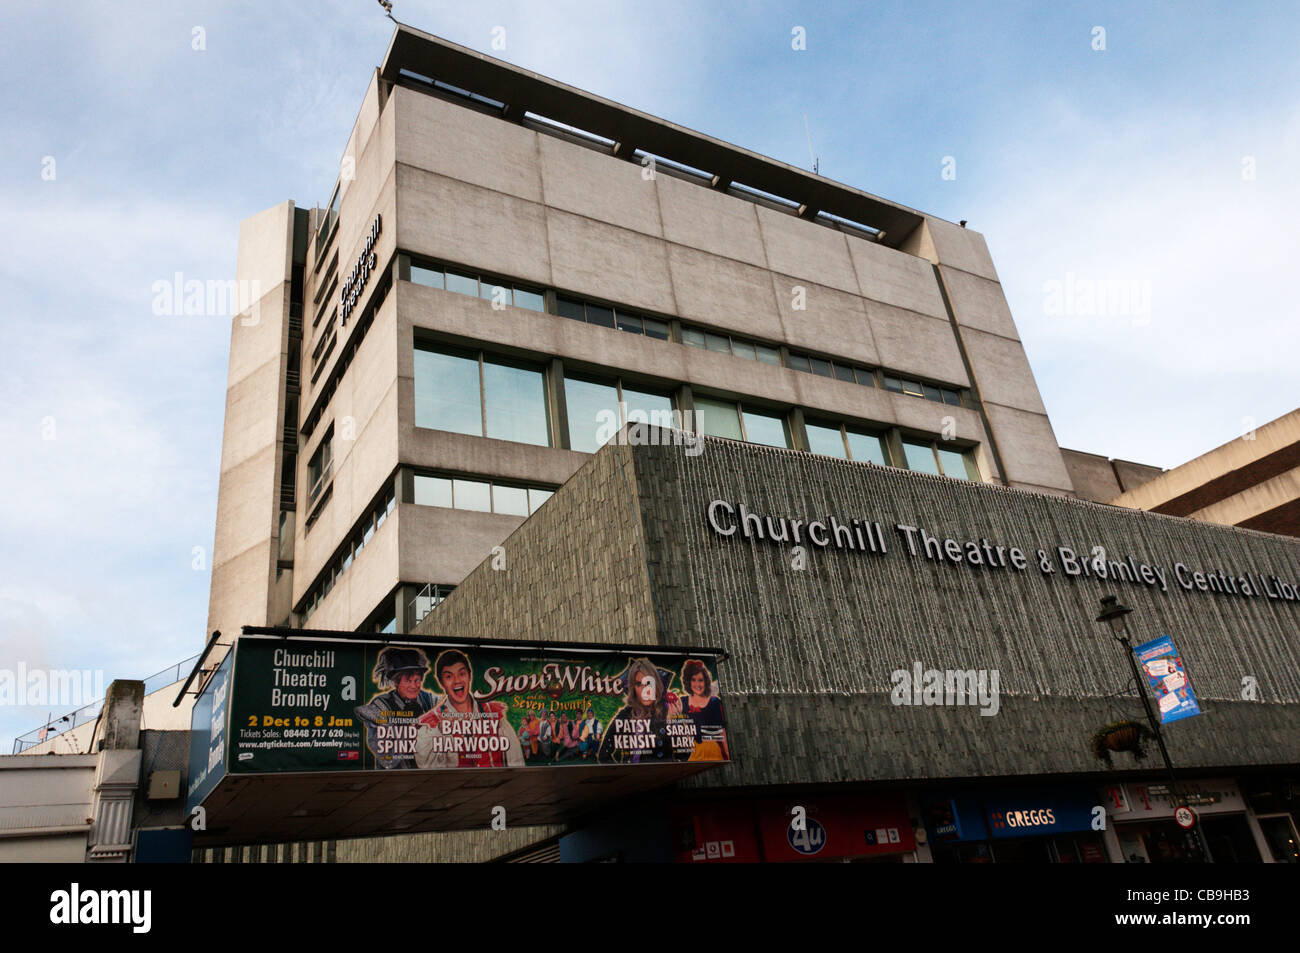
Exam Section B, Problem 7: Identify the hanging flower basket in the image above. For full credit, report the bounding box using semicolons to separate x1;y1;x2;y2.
1090;719;1154;768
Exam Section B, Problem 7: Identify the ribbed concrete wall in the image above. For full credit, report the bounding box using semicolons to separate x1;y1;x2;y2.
634;436;1300;783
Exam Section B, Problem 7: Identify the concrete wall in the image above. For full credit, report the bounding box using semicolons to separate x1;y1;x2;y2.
207;202;294;642
420;436;1300;792
0;754;96;861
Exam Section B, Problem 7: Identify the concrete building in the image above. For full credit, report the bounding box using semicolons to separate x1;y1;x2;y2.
1061;449;1164;505
404;429;1300;862
207;22;1078;659
178;25;1300;863
1106;410;1300;538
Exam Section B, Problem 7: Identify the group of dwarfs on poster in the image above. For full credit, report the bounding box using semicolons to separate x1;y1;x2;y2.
353;646;729;769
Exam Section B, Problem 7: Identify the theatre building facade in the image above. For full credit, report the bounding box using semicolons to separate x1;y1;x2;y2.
411;433;1300;863
190;23;1300;863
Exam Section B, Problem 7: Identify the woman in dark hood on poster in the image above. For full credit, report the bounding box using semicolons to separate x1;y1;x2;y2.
597;658;679;764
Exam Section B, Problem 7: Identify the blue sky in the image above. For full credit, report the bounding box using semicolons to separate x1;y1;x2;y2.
2;1;1296;747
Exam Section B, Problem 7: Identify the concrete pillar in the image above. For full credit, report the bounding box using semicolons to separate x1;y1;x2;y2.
86;679;145;862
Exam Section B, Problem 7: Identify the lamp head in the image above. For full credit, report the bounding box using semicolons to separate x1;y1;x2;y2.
1095;594;1132;635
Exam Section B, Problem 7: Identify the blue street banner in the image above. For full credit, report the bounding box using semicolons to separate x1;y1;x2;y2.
1133;635;1201;724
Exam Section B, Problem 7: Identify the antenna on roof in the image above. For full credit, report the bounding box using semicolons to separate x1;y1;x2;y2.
803;113;819;176
376;0;396;21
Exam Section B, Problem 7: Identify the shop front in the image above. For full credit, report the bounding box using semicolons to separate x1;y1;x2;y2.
923;786;1107;863
1101;778;1266;863
1241;776;1300;863
671;792;917;863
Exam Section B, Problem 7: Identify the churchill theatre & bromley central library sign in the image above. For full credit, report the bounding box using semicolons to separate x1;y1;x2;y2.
705;499;1300;607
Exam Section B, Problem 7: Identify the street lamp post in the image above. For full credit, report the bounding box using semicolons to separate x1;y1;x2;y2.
1095;594;1212;863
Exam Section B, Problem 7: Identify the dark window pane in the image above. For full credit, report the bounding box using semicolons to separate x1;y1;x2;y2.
755;345;781;366
682;327;706;348
902;379;925;397
833;363;855;382
855;368;876;387
564;376;620;453
484;360;550;446
883;375;903;393
705;332;731;353
921;383;942;402
942;389;963;406
513;287;545;312
643;318;670;340
903;439;942;475
805;422;848;458
810;358;833;378
586;304;615;328
493;484;530;516
731;339;756;361
557;296;586;321
694;397;742;440
788;353;811;373
414;347;482;435
616;311;643;334
846;431;889;466
410;264;444;289
444;270;478;297
742;408;791;448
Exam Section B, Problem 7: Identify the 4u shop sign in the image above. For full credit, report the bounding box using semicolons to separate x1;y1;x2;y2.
672;793;915;863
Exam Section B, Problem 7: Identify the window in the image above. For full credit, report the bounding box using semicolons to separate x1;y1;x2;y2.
682;325;780;365
565;374;675;452
453;478;492;512
410;259;545;313
805;420;890;465
901;439;976;478
846;430;890;466
742;408;792;448
556;295;668;339
414;347;482;436
307;427;333;504
936;445;979;480
805;421;849;458
492;484;529;516
414;344;551;447
412;472;555;516
902;439;943;475
693;396;743;441
301;485;395;622
694;397;792;448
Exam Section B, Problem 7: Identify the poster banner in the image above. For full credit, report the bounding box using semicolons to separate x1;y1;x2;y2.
186;650;233;814
1133;635;1201;723
224;637;729;774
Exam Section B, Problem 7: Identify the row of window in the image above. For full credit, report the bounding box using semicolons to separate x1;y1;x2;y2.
557;296;670;340
412;341;980;479
307;425;333;505
404;254;968;407
302;487;397;621
410;262;546;313
413;474;554;516
690;395;977;479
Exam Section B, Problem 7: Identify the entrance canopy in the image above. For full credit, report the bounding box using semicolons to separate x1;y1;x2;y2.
183;627;728;846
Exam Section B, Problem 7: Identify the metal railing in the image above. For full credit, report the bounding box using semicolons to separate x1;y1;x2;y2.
10;654;202;754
